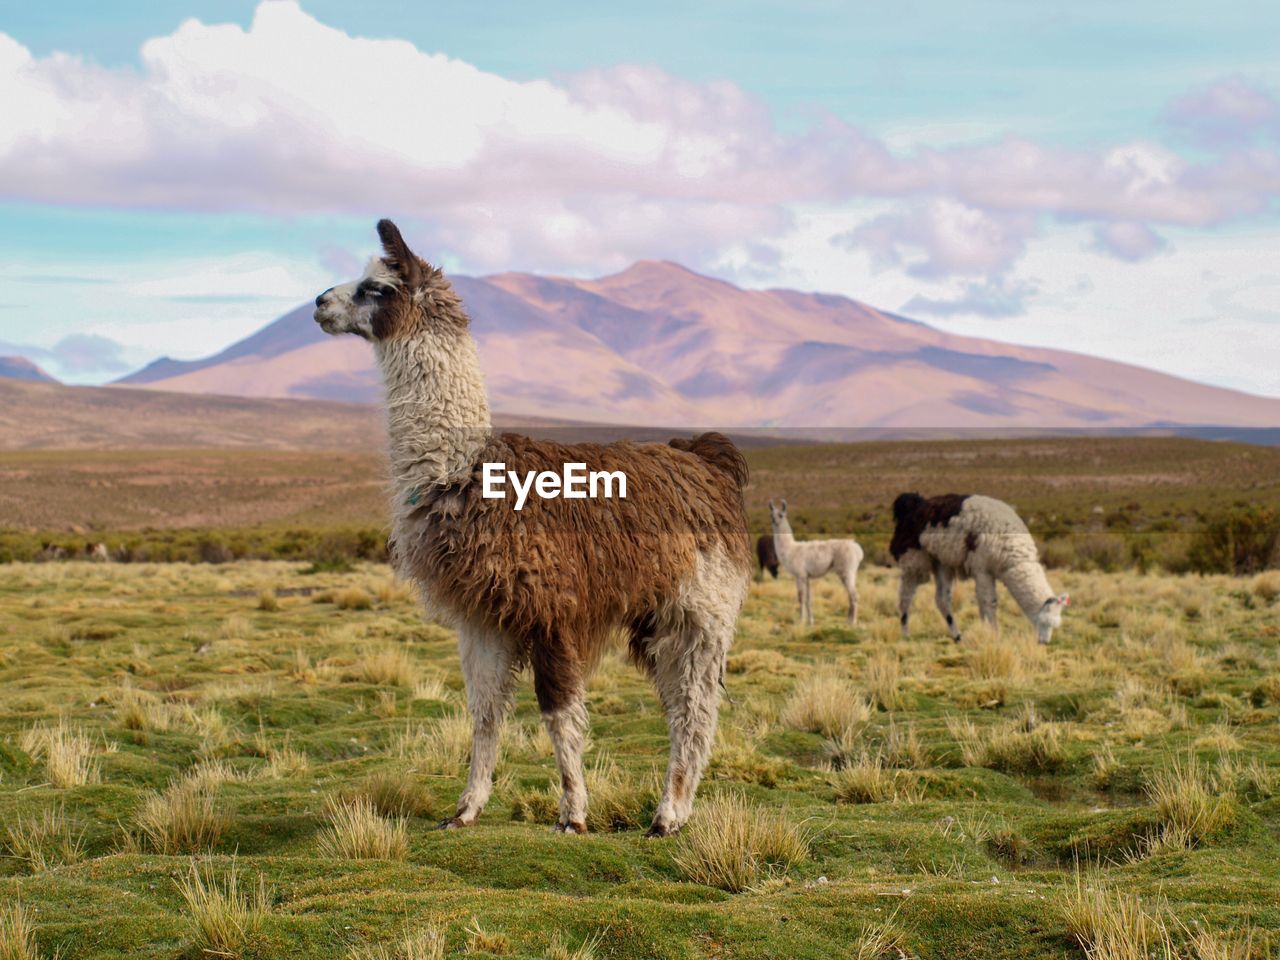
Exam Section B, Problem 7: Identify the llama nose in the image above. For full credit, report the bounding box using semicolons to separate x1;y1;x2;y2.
315;287;334;307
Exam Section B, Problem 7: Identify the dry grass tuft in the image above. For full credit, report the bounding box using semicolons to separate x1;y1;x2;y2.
334;588;375;611
3;805;85;873
1062;878;1174;960
832;752;924;804
352;647;418;687
726;648;798;676
781;674;872;739
135;779;229;854
864;650;904;710
356;770;435;819
464;917;512;956
19;719;107;788
317;795;409;861
347;926;447;960
394;710;472;775
1145;755;1237;848
0;901;40;960
672;793;810;892
850;909;913;960
544;932;601;960
175;860;270;960
946;714;1066;773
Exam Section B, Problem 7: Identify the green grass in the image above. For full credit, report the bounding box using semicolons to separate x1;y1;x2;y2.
0;558;1278;958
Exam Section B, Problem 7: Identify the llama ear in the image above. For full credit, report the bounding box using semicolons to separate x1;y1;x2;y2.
780;499;787;514
376;219;423;286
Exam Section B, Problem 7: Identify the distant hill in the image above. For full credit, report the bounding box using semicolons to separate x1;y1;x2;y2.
0;356;57;383
117;262;1280;431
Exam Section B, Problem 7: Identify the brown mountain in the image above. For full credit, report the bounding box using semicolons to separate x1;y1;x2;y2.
118;262;1280;429
0;356;58;383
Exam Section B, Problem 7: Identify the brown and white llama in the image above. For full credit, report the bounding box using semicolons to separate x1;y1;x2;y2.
767;500;863;626
314;220;751;837
891;492;1068;644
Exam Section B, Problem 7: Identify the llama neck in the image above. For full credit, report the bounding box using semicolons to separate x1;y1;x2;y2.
1003;560;1055;619
374;328;492;501
772;520;796;563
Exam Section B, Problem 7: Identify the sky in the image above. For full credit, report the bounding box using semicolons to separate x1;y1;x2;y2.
0;1;1277;396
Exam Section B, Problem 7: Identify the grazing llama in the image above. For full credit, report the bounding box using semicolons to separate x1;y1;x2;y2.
767;500;863;626
314;220;751;837
891;492;1069;644
756;533;779;580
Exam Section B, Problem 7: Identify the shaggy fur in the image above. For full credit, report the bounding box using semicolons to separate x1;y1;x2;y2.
767;500;863;626
891;492;1069;644
756;534;779;579
315;220;751;837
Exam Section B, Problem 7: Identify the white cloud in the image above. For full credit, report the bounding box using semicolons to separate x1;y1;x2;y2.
1;2;1278;276
1091;222;1168;262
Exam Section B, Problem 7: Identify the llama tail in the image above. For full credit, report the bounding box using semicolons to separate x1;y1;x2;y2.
669;431;749;490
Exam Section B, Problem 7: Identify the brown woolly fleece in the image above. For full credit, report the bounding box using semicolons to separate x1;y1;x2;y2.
395;431;750;712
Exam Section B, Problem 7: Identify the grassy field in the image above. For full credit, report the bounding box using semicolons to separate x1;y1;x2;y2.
2;559;1279;958
5;437;1280;572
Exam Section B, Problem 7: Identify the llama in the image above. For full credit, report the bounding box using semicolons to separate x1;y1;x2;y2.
314;220;751;837
756;534;779;580
891;492;1069;644
767;500;863;626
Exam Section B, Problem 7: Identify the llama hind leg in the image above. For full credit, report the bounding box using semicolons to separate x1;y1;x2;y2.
898;572;925;637
846;576;859;626
446;625;518;828
975;572;999;635
531;638;590;834
647;622;732;837
934;567;962;642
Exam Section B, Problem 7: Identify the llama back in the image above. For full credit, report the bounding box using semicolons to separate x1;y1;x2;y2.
396;432;749;646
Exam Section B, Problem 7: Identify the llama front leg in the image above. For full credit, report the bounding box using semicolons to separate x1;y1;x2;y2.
648;626;731;837
898;572;925;637
794;575;809;626
975;572;999;635
934;567;962;642
845;574;860;626
445;625;518;828
531;637;590;834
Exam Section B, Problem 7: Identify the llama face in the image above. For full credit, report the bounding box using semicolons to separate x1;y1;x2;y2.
1034;593;1069;644
313;257;402;340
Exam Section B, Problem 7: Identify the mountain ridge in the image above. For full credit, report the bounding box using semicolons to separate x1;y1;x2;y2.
116;261;1280;429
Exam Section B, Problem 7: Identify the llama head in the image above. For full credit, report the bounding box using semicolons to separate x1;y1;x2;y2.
314;219;465;342
1033;593;1070;644
767;499;789;533
892;492;925;524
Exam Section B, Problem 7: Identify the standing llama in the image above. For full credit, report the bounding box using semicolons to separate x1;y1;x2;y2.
756;534;779;580
767;500;863;626
314;220;751;837
891;492;1069;644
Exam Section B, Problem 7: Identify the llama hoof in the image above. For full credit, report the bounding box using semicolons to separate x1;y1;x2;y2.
953;634;963;644
554;821;587;835
645;821;680;839
438;816;473;830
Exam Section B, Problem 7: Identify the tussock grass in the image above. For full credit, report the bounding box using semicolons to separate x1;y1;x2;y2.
850;909;913;960
352;647;419;687
334;587;374;611
318;795;409;861
19;719;106;788
946;714;1066;772
832;752;923;804
1145;755;1237;848
880;718;927;769
135;779;228;854
864;650;904;710
464;917;512;956
348;926;447;960
781;674;872;739
394;710;472;775
3;805;85;873
726;648;798;676
672;793;810;892
356;770;436;819
256;589;279;612
176;860;270;960
0;901;40;960
1063;878;1174;960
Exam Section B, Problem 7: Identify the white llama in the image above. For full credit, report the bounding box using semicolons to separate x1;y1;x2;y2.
314;220;751;837
767;500;863;626
891;492;1069;644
